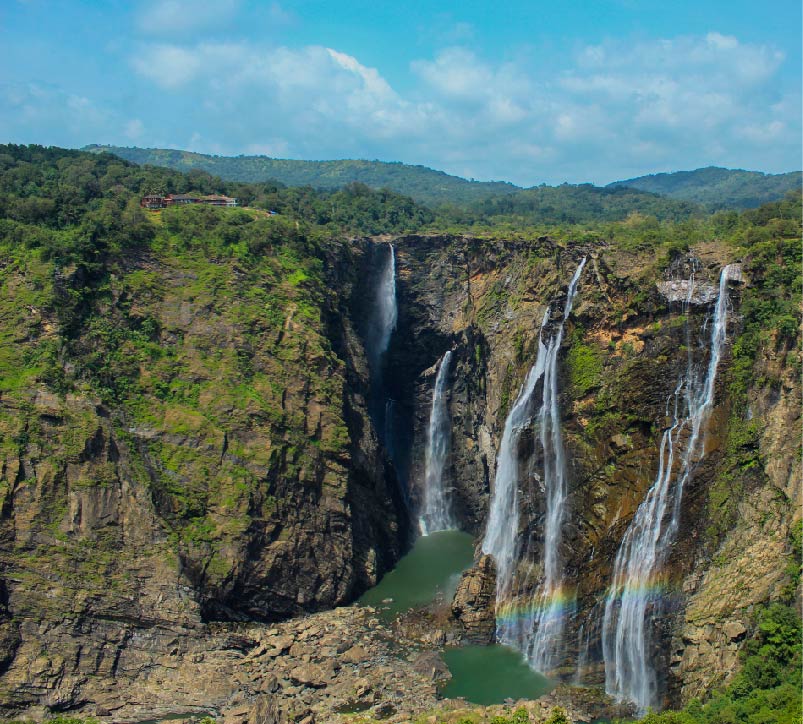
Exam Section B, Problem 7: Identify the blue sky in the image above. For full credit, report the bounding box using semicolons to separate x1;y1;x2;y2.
1;0;800;185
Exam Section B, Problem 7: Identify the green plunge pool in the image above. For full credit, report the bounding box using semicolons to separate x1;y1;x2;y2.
440;644;553;704
358;529;474;618
358;530;552;705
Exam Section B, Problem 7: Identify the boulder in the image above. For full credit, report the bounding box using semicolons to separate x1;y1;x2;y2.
289;663;330;689
451;555;497;644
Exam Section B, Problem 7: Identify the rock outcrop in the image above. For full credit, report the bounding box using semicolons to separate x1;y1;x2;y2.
0;237;408;714
451;554;497;644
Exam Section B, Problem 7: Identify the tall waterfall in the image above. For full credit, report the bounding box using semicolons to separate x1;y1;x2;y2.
602;264;741;712
419;351;455;535
370;243;398;371
367;243;398;452
482;257;586;672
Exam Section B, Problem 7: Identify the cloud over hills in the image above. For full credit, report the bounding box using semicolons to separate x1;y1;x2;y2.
1;1;799;185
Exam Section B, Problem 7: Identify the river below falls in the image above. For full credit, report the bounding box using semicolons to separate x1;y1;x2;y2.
358;529;554;705
358;529;474;617
441;644;553;704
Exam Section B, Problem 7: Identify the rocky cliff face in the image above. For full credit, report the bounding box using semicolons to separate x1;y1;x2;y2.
0;229;798;717
385;234;800;707
668;332;801;702
0;237;407;713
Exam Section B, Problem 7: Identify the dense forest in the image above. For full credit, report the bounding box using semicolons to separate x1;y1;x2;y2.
83;144;520;206
610;167;802;211
84;145;800;212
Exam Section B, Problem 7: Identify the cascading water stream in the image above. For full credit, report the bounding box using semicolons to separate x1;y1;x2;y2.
419;350;455;535
482;257;586;673
602;264;741;713
367;243;399;453
527;258;586;671
370;243;398;372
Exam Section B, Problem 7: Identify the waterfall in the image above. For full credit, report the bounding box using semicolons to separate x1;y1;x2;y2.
369;243;398;372
574;623;590;684
367;243;398;452
419;350;455;535
602;264;740;712
527;257;587;671
482;257;586;673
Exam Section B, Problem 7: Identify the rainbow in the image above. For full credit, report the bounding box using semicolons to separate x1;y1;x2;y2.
605;575;685;612
495;586;577;627
609;581;667;603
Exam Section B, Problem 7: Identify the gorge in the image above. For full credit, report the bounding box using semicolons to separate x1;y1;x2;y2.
0;146;800;724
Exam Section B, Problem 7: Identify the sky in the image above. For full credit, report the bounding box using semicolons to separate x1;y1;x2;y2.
0;0;800;186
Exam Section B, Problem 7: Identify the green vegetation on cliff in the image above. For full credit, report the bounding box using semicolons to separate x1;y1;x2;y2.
0;144;433;237
630;602;802;724
0;143;410;620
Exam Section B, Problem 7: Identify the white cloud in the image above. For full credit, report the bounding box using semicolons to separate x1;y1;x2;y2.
735;120;786;143
131;44;203;88
0;82;115;146
413;48;493;100
136;0;241;35
705;32;739;51
114;33;802;184
125;118;145;139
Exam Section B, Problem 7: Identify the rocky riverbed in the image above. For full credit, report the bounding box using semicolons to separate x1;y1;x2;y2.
7;600;625;724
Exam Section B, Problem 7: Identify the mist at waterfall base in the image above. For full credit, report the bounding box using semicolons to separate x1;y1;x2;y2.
602;264;741;713
482;258;587;675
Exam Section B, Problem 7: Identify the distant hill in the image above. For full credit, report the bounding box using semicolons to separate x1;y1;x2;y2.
608;166;801;210
464;183;701;224
83;145;520;206
84;146;798;213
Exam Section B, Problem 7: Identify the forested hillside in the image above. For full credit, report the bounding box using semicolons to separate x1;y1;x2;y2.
439;183;701;227
609;166;802;210
84;146;800;213
83;144;519;206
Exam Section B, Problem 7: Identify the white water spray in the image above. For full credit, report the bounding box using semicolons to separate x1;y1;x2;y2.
602;264;740;712
482;258;586;672
419;350;455;535
372;243;398;369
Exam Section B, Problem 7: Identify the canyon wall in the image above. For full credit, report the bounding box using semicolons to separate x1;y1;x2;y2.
0;231;798;715
0;238;408;713
390;234;800;707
